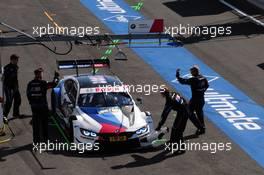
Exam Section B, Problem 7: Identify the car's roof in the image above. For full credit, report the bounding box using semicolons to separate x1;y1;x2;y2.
75;74;122;88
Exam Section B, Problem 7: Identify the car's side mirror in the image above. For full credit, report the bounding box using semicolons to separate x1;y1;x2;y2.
136;97;143;105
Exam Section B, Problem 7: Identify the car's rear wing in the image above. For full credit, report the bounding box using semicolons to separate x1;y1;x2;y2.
57;59;110;76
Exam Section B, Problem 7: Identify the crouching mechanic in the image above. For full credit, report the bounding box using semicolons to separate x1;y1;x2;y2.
27;68;59;144
155;87;190;151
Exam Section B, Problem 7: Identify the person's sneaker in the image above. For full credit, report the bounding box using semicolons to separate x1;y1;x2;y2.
195;128;205;135
171;148;186;154
170;143;186;155
3;117;8;124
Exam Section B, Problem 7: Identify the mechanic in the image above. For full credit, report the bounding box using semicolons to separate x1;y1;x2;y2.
3;54;21;121
155;87;190;152
27;68;59;144
176;65;209;134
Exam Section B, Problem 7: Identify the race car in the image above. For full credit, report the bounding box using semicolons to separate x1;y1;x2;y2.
51;59;160;149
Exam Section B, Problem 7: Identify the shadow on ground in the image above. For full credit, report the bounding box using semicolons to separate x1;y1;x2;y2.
163;0;264;17
257;63;264;70
0;144;32;162
163;0;229;17
111;149;185;169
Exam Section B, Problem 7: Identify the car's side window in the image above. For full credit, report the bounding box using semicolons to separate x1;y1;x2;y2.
64;79;78;105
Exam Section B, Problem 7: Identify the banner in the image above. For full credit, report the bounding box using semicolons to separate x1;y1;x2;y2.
128;19;164;33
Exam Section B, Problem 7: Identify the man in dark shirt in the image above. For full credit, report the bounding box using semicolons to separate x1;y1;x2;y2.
27;68;59;144
176;65;209;134
155;87;189;149
3;54;21;120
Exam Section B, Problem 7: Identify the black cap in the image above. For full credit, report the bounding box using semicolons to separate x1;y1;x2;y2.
34;68;43;75
10;54;19;60
190;65;199;71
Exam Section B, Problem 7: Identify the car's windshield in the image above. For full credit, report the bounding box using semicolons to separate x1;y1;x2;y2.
78;92;133;107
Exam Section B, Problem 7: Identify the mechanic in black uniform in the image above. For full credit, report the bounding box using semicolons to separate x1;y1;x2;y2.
155;87;190;149
3;54;21;120
176;65;209;134
27;68;59;144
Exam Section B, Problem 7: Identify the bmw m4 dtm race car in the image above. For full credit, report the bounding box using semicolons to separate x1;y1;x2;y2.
51;59;165;150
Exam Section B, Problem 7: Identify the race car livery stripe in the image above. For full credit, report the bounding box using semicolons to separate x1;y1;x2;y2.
100;123;126;133
80;0;264;167
80;107;127;130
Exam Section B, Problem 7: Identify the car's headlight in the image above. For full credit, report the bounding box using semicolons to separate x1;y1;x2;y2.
80;128;97;138
136;126;149;135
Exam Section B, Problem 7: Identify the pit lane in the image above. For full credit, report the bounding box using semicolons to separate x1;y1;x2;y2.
0;0;264;175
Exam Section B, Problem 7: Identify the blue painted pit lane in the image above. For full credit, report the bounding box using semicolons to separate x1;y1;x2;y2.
80;0;264;167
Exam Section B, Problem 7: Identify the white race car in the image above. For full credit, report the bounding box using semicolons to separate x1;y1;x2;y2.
51;59;160;150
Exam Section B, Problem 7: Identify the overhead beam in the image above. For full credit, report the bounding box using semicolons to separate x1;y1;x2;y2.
0;33;172;47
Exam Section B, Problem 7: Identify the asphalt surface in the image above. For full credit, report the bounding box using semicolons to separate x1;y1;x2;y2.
0;0;264;175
